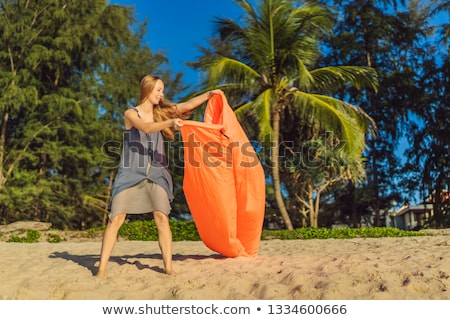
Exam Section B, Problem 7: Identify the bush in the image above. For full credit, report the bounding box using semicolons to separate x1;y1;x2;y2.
47;233;66;243
7;230;41;243
117;220;201;241
114;221;430;241
261;227;430;240
3;221;430;243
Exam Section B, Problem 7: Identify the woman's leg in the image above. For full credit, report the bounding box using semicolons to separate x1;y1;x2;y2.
96;213;127;277
153;211;175;275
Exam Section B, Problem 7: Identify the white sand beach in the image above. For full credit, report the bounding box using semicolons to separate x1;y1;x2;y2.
1;228;450;300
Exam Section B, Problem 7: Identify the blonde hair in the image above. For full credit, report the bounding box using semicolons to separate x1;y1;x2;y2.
140;75;185;139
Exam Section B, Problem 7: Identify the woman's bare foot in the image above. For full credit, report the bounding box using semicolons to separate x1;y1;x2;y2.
96;269;106;278
165;269;177;275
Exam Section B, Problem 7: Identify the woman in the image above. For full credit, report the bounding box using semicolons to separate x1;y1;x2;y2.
96;75;220;277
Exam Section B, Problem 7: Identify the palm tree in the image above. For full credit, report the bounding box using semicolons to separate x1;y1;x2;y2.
431;0;449;54
202;0;378;229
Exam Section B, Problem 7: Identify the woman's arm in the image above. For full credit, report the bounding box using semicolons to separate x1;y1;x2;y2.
124;109;182;133
177;89;223;114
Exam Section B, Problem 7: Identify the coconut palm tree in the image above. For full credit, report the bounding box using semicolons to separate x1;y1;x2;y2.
431;0;449;53
202;0;378;229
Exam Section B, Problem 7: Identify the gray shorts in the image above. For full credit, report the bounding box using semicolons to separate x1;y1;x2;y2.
109;179;171;221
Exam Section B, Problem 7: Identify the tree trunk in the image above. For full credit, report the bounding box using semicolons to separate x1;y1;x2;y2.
0;111;9;189
272;108;294;230
300;206;308;227
305;192;316;228
103;171;114;226
366;50;381;227
433;176;444;228
349;181;359;227
371;143;381;227
312;191;321;227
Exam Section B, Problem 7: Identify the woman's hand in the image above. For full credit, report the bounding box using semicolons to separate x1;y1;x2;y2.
176;89;224;114
173;118;183;130
208;89;223;98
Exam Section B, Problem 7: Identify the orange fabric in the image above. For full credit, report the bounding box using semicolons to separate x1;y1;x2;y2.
180;92;265;257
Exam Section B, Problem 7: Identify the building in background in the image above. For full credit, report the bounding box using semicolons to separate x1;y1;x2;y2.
386;190;449;230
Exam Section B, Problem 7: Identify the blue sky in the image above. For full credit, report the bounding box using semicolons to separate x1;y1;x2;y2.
109;0;248;88
109;0;447;89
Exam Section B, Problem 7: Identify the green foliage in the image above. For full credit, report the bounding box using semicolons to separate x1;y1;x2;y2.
117;220;158;241
321;0;448;227
261;227;430;240
46;233;66;243
0;221;433;243
7;230;41;243
96;220;429;241
117;220;201;241
0;0;188;229
170;220;202;241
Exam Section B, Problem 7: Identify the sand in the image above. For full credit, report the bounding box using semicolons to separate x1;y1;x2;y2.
1;229;450;300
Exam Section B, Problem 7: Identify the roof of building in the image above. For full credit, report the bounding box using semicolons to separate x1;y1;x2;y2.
391;204;433;217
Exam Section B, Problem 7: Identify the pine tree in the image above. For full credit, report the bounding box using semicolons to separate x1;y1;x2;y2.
0;0;183;229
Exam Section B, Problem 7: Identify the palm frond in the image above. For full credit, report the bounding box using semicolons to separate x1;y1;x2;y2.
234;101;254;118
310;66;379;93
207;56;260;90
254;88;275;141
292;91;372;157
293;55;315;90
314;94;377;135
233;88;275;141
213;17;245;41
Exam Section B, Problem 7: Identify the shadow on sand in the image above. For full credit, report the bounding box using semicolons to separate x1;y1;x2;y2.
49;251;225;276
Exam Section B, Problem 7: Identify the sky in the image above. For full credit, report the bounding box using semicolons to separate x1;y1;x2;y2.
109;0;248;88
109;0;447;89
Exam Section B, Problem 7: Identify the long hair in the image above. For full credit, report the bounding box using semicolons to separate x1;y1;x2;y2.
140;75;187;139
